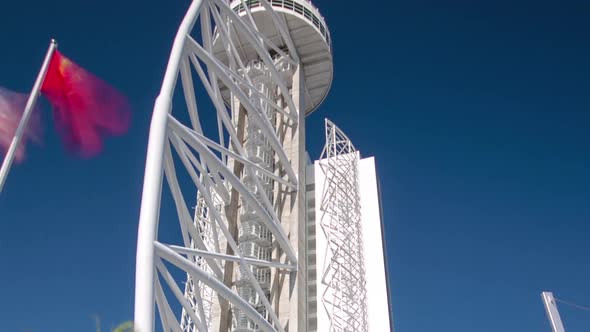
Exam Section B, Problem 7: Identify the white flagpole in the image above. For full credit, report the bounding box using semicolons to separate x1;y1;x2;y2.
0;39;57;193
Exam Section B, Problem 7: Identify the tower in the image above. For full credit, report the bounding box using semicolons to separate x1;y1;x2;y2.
133;0;333;331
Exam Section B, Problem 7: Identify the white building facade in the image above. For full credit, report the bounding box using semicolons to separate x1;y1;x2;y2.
306;120;393;332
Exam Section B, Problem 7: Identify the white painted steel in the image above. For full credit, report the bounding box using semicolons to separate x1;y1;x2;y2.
134;0;333;331
166;245;297;270
156;242;276;332
134;2;203;332
542;292;566;332
311;134;392;332
217;0;333;115
315;120;369;332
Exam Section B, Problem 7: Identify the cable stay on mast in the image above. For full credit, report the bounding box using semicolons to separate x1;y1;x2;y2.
555;297;590;314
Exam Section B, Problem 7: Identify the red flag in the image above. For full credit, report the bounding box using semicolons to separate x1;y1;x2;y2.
41;50;131;157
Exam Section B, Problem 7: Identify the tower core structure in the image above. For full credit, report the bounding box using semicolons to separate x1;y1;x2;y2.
133;0;334;331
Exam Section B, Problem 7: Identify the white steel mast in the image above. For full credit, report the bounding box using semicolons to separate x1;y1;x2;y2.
542;291;566;332
133;0;332;331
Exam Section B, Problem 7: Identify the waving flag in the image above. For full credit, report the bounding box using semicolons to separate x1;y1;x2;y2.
0;87;41;163
0;45;130;162
41;50;131;157
0;40;131;192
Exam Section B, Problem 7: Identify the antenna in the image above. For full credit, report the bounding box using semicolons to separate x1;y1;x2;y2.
542;291;566;332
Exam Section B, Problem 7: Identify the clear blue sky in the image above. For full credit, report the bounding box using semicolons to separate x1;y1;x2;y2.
1;0;589;331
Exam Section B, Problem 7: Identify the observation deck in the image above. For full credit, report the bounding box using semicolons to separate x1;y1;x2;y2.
214;0;333;115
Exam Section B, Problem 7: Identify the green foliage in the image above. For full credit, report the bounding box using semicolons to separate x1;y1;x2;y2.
93;316;134;332
112;321;134;332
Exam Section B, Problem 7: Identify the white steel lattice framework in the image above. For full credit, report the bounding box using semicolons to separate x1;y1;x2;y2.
134;0;332;332
318;120;369;332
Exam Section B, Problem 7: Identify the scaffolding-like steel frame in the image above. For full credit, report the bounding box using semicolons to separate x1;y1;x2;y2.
318;120;369;332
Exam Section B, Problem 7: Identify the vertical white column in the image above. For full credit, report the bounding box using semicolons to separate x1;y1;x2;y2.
134;2;203;331
134;95;170;332
276;64;305;331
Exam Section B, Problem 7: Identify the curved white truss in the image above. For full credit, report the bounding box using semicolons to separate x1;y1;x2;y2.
134;1;306;331
318;119;369;332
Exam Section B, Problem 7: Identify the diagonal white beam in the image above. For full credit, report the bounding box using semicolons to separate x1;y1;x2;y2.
156;258;208;332
155;242;277;332
207;2;254;86
166;244;297;270
225;0;298;67
179;57;204;134
163;142;224;278
168;120;297;263
155;277;184;332
186;50;296;200
170;116;295;189
199;2;229;165
168;132;288;332
187;36;298;183
213;0;300;117
238;0;261;35
218;0;297;67
258;0;301;63
194;43;293;121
